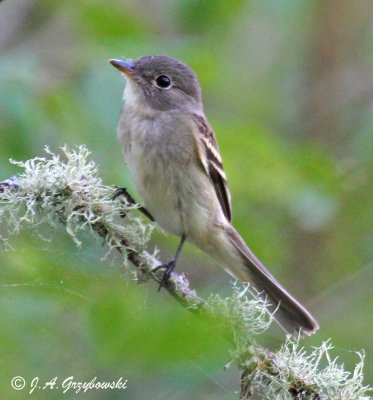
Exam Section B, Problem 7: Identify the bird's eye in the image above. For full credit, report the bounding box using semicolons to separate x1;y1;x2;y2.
155;75;171;88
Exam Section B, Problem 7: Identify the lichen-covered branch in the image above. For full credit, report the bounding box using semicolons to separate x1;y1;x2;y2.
0;146;371;400
0;146;206;311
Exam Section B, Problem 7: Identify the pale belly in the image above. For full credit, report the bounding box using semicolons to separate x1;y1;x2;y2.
125;138;219;243
118;107;226;247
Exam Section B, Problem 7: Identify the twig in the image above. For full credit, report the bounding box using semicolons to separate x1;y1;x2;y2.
0;146;370;400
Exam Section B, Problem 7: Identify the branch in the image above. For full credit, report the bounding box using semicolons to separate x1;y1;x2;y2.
0;146;371;400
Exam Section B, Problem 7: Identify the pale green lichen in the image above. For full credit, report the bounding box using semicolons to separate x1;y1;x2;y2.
0;147;371;400
0;145;154;266
208;284;371;399
208;283;273;343
243;339;371;399
264;340;371;399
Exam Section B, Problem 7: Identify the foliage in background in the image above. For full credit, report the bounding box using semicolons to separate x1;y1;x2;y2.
0;147;371;399
0;0;372;398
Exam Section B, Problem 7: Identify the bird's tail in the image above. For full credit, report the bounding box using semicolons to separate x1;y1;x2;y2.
210;226;319;336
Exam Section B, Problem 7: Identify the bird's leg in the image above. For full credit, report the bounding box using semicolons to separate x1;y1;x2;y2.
154;234;186;292
113;187;154;221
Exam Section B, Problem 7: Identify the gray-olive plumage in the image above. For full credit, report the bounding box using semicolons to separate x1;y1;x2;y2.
110;55;319;336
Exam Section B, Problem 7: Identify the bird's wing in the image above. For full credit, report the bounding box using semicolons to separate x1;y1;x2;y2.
192;114;232;222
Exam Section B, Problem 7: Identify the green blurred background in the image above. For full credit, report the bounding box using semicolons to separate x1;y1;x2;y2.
0;0;372;398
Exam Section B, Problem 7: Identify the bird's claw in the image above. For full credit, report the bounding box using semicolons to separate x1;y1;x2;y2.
113;187;134;218
113;187;154;221
153;260;176;292
113;187;132;202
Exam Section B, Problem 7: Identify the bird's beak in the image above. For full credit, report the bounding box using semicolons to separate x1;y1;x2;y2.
109;59;140;81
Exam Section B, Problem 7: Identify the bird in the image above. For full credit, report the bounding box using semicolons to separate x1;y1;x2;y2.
109;55;319;336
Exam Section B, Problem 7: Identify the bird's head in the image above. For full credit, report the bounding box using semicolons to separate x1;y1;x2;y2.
109;55;202;112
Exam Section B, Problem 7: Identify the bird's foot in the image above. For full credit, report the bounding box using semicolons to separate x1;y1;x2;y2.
153;260;177;292
113;187;133;218
113;187;154;221
113;187;134;203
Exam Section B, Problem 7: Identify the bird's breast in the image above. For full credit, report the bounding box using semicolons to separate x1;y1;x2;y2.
118;109;200;236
